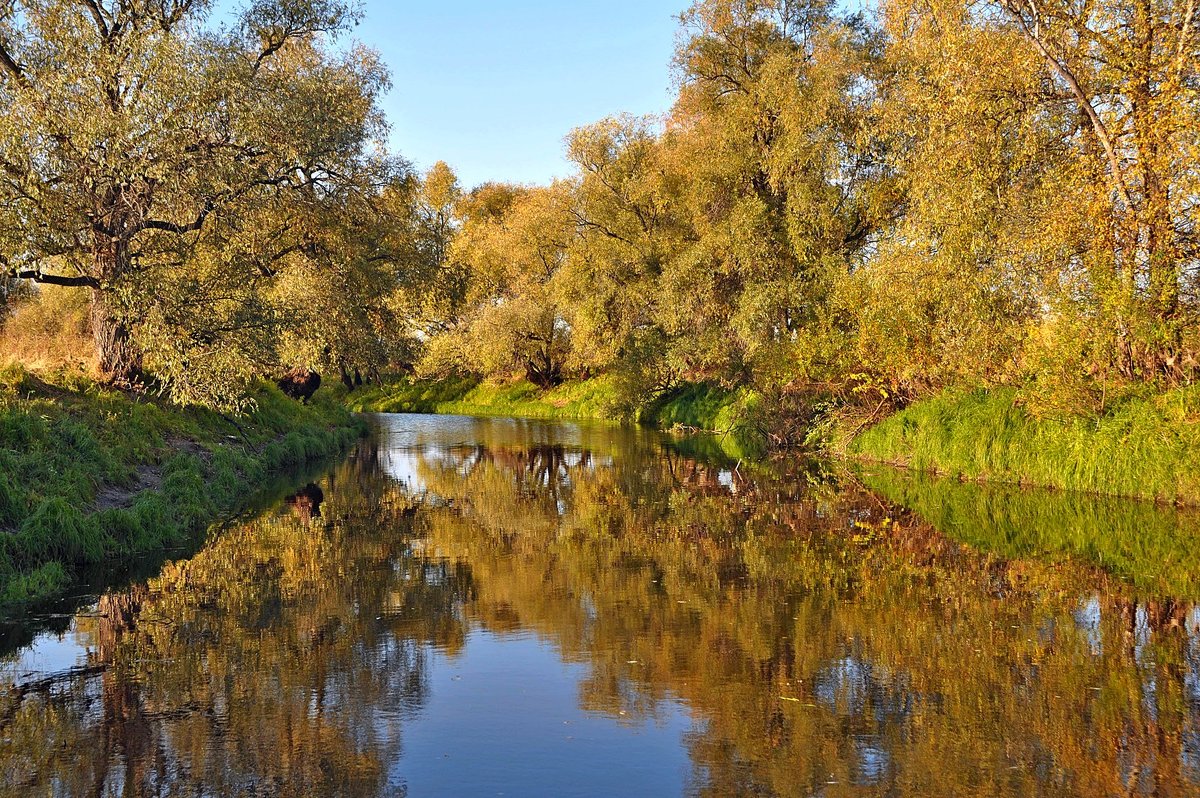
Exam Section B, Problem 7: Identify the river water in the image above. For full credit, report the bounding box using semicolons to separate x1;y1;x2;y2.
3;413;1200;797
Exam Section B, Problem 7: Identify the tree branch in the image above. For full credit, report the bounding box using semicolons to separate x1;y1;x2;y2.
81;0;112;39
1177;0;1196;79
0;38;27;86
10;268;100;288
998;0;1136;212
140;201;213;234
1;249;97;287
568;208;635;246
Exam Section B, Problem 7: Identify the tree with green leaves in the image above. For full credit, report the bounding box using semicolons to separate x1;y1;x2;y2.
0;0;389;401
422;182;576;388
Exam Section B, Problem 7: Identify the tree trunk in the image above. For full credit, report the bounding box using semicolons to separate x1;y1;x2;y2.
90;288;142;385
524;347;563;388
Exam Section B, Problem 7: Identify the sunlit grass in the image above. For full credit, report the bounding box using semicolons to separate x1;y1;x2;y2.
0;365;364;609
851;386;1200;503
338;374;627;420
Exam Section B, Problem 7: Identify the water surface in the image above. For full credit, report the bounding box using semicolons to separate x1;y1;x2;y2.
3;413;1200;796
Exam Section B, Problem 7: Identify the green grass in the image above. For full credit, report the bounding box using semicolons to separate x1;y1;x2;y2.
648;383;759;431
339;374;628;420
861;467;1200;596
339;374;482;413
0;365;364;609
338;374;767;458
850;386;1200;503
439;375;630;420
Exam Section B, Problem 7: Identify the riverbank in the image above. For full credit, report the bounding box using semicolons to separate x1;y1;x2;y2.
848;386;1200;505
337;375;761;444
340;374;1200;504
0;366;364;609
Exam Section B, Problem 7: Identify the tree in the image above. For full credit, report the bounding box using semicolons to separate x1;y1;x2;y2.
560;115;683;382
0;0;388;392
389;161;468;343
661;0;889;386
426;183;575;387
268;162;412;392
989;0;1200;380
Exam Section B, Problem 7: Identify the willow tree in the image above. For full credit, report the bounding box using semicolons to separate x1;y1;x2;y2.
548;116;679;392
387;161;469;343
424;183;576;387
988;0;1200;380
0;0;387;388
664;0;889;385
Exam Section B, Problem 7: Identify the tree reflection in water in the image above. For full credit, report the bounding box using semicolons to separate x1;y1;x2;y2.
2;415;1200;797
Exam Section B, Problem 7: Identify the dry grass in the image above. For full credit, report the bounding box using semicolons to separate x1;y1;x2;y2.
0;285;96;374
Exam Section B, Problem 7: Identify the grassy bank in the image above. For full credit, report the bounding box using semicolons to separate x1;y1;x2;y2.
338;374;759;429
849;387;1200;504
341;374;622;420
337;375;766;457
0;367;364;609
344;375;1200;503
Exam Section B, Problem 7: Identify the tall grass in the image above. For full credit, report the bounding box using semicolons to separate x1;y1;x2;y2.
0;284;94;373
850;387;1200;503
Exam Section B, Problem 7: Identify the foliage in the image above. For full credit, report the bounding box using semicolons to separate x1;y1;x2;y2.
3;0;1198;494
395;0;1200;440
0;0;410;407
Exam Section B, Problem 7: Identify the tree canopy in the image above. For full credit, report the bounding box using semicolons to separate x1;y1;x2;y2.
4;0;1198;415
0;0;407;407
402;0;1200;418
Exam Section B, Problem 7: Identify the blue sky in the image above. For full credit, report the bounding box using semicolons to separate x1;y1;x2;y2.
367;2;684;188
217;1;686;188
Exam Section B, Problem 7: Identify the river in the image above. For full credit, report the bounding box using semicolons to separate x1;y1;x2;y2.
2;413;1199;796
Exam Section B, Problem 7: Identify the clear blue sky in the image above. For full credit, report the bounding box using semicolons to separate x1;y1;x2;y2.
366;2;684;188
217;1;686;188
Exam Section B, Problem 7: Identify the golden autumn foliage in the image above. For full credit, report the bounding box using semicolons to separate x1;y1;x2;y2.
410;0;1200;419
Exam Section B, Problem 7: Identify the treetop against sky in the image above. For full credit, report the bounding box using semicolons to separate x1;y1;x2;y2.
211;0;683;187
